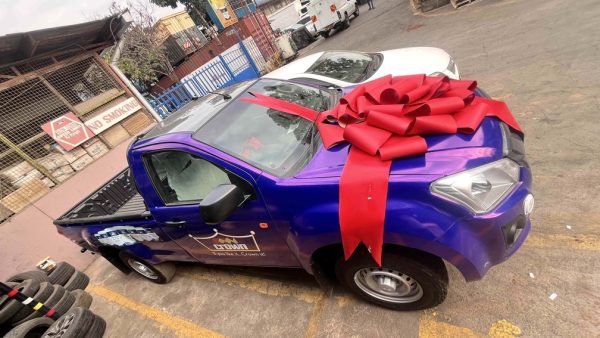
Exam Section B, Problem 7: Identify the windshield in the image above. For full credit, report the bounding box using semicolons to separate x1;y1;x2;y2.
306;51;380;83
194;79;329;176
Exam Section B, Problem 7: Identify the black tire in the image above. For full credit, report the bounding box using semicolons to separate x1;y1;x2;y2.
343;13;350;28
63;271;89;291
41;307;95;338
321;30;330;38
5;271;49;284
47;262;76;286
335;248;448;311
10;282;54;324
0;279;40;325
120;252;175;284
69;290;93;310
354;5;360;17
13;285;66;326
4;317;54;338
52;291;76;319
0;282;18;308
85;314;107;338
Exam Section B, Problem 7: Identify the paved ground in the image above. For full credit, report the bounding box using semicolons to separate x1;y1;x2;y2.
84;0;600;337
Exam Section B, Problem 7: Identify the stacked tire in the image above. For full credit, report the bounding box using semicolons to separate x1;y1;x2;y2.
0;262;105;338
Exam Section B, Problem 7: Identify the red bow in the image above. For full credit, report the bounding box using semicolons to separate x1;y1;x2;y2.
242;74;522;265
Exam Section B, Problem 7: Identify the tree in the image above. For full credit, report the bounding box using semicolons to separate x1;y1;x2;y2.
105;1;175;90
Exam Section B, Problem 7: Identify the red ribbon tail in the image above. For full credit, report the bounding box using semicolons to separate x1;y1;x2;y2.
339;148;391;265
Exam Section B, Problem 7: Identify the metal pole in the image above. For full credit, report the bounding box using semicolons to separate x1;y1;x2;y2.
103;37;163;122
108;64;163;122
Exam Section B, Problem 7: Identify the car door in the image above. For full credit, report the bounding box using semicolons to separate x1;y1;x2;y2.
144;147;300;267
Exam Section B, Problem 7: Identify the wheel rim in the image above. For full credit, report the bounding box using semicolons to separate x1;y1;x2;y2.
43;313;75;338
353;268;423;303
128;258;158;280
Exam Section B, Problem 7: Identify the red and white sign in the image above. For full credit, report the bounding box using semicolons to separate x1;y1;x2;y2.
84;98;142;134
41;113;94;151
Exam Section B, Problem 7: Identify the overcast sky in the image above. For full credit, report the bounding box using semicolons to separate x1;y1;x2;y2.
0;0;185;36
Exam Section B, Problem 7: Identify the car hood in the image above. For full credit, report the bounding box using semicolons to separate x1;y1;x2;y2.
295;118;504;179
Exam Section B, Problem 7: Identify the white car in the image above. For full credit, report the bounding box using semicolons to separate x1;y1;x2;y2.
266;48;460;88
297;15;319;37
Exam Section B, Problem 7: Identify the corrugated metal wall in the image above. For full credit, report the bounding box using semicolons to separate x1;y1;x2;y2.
151;10;277;94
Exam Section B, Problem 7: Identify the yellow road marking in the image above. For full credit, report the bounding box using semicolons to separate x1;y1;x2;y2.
179;269;324;304
88;285;224;338
419;315;479;338
525;233;600;251
488;320;522;338
304;295;327;338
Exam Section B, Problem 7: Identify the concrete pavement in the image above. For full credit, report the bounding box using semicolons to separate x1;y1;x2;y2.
82;0;600;336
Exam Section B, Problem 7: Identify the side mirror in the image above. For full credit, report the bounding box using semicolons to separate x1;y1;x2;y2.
199;184;245;225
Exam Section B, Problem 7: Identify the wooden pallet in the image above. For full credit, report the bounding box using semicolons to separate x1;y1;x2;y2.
451;0;479;9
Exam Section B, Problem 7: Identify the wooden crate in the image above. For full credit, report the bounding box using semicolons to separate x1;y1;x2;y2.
99;124;131;148
0;178;50;213
121;112;153;136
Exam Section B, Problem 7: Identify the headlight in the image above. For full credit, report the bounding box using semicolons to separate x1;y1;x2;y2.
430;158;520;214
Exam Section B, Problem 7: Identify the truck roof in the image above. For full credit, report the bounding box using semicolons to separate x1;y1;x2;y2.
140;80;254;141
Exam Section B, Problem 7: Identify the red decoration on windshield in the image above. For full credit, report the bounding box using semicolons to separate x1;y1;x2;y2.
242;74;522;265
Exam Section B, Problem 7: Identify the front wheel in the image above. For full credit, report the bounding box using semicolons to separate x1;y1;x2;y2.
321;30;330;38
335;249;448;310
354;5;360;17
120;253;176;284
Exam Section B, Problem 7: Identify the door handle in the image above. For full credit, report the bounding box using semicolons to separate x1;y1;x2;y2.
164;220;187;227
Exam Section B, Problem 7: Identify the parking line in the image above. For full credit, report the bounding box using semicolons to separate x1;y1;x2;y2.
525;233;600;251
88;285;224;338
488;319;522;337
304;295;327;338
418;316;478;338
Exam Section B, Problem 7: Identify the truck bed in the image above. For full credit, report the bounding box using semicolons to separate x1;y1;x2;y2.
54;168;151;226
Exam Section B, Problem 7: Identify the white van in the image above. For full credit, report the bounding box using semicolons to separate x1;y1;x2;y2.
308;0;358;38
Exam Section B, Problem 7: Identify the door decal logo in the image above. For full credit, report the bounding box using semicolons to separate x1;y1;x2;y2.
94;226;160;246
189;229;261;252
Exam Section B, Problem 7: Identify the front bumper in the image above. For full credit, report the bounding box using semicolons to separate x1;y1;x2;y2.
435;165;533;281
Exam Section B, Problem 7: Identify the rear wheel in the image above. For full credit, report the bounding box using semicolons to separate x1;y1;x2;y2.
343;13;350;28
321;30;330;38
120;253;175;284
336;248;448;310
354;5;360;17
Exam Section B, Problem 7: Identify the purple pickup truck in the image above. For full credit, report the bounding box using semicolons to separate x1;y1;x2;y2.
54;78;533;310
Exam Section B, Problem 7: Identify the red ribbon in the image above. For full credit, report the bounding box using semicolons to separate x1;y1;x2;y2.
242;75;522;265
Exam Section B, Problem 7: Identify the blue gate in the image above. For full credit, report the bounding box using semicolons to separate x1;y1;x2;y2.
149;42;261;118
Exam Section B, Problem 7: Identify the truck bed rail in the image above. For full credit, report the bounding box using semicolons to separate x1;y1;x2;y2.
54;169;150;225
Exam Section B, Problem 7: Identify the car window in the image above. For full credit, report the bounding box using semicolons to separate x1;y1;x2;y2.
250;79;332;112
146;151;231;204
194;80;321;177
306;51;377;83
298;17;311;25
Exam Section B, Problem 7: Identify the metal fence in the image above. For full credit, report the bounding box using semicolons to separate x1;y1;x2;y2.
0;54;153;223
148;40;264;118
